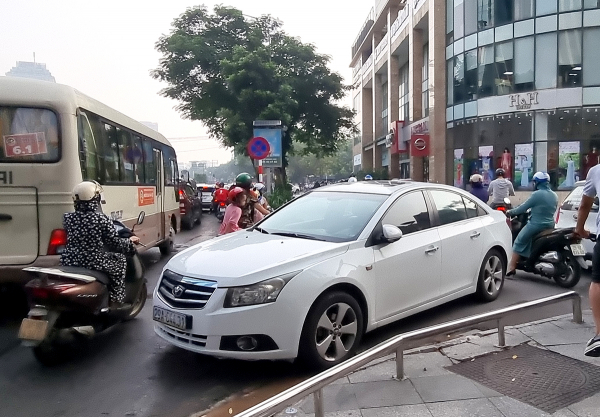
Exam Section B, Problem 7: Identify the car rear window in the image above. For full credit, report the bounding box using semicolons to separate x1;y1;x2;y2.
0;107;60;162
561;186;599;213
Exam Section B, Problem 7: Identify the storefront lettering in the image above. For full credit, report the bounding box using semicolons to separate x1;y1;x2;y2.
509;92;539;110
0;171;13;185
411;120;429;136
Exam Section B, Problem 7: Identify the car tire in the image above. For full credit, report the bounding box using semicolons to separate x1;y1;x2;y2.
298;291;363;369
475;249;505;302
159;226;175;256
554;251;581;288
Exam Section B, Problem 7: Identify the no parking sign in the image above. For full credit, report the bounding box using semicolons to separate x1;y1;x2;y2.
247;136;271;160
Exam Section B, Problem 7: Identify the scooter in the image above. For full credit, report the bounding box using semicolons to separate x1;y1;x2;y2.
18;212;148;365
216;201;227;222
508;206;587;288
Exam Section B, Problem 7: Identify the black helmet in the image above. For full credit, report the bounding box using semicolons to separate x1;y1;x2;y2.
235;172;253;190
495;168;506;177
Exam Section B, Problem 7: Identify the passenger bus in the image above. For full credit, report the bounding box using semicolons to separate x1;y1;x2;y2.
0;77;180;288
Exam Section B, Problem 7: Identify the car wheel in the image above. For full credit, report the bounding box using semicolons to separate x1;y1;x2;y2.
554;251;581;288
299;291;363;369
476;249;505;302
159;226;175;256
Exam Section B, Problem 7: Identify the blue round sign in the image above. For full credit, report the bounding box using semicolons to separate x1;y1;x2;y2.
247;136;271;160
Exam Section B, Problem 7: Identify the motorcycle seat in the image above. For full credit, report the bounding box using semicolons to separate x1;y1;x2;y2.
23;266;110;285
533;229;556;240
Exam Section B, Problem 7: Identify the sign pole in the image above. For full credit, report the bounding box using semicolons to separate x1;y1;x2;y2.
258;159;263;183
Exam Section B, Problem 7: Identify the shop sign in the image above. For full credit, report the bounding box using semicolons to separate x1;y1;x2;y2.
509;92;539;110
390;120;405;154
138;187;155;206
353;154;362;166
411;134;430;157
410;119;429;136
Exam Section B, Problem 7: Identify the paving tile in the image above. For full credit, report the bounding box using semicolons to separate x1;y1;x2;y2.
468;329;531;348
298;384;360;414
526;328;593;346
471;381;503;398
545;342;600;366
403;351;454;379
489;396;577;417
410;374;487;403
440;341;502;361
552;317;595;330
349;380;422;408
426;398;503;417
331;376;351;385
348;360;396;383
281;411;362;417
567;391;600;417
361;404;433;417
517;321;563;337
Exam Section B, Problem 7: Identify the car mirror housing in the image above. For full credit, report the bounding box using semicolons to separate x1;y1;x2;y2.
382;224;402;243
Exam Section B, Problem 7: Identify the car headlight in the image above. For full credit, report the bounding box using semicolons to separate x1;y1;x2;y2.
223;271;300;308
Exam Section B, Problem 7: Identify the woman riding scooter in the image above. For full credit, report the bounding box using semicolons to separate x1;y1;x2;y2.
506;172;558;276
60;181;139;307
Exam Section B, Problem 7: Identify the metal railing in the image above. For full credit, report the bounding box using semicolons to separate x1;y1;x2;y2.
235;291;582;417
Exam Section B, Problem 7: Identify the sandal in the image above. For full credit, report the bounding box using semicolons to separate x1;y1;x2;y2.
506;269;516;277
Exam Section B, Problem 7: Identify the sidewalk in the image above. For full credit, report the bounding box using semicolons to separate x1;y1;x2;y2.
276;310;600;417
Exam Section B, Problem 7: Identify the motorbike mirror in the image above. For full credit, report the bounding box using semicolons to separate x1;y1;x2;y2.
137;211;145;226
382;224;403;243
503;197;511;205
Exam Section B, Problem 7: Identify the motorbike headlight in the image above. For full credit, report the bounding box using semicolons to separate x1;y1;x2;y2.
223;271;300;308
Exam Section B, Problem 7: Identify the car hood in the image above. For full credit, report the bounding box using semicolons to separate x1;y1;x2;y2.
165;230;349;286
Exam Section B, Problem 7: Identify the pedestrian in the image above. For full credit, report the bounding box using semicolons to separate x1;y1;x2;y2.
575;164;600;356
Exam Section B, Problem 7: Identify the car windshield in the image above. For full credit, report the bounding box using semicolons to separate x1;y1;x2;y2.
257;191;387;242
561;186;599;213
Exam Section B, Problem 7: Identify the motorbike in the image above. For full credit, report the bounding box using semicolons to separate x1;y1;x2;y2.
18;212;148;365
216;201;227;222
507;206;587;288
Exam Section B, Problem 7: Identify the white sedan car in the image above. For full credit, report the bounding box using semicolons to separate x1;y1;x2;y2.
153;181;512;368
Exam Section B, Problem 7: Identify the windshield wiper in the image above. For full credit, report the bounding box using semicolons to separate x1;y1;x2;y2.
271;232;325;241
253;226;270;234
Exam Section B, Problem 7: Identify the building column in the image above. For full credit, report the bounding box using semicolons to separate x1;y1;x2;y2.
373;74;384;171
428;0;447;183
361;86;374;172
388;56;401;178
409;28;424;180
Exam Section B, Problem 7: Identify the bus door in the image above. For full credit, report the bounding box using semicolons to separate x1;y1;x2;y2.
154;148;166;241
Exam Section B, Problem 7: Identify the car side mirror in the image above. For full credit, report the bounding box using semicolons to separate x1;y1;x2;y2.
382;224;403;243
137;211;145;226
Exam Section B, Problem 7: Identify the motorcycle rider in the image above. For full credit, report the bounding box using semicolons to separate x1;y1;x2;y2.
348;173;358;183
254;182;271;212
506;172;558;276
469;174;488;203
60;181;139;307
235;173;270;228
218;187;247;235
488;168;515;208
364;174;374;181
213;182;228;214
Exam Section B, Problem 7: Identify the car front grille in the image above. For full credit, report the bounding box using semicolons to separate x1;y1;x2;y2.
158;269;217;309
156;324;207;347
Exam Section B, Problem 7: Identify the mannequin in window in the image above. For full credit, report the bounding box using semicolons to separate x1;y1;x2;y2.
565;155;576;188
585;146;600;179
501;148;512;181
520;155;531;188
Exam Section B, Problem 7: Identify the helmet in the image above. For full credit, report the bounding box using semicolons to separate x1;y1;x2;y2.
228;187;245;202
495;168;506;177
470;174;483;183
533;171;550;183
218;182;225;188
72;181;103;202
235;172;253;189
254;183;266;193
364;174;373;181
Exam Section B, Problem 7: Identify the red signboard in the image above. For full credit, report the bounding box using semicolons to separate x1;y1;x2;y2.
411;134;430;157
138;187;155;206
3;132;48;158
390;121;405;154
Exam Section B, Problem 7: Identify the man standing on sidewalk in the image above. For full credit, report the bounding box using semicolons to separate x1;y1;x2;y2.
575;164;600;356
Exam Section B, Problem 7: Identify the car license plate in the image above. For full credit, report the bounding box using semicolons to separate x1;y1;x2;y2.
219;206;226;213
18;318;48;341
571;244;586;256
153;306;191;330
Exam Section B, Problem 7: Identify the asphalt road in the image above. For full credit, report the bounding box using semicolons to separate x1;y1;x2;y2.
0;214;594;417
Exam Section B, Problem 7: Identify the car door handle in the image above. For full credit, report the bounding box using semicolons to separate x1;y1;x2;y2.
470;231;481;239
425;246;439;254
0;214;12;221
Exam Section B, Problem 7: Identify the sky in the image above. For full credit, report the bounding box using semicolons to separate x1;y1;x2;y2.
1;0;373;164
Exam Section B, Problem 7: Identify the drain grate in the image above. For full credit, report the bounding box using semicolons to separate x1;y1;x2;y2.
448;344;600;413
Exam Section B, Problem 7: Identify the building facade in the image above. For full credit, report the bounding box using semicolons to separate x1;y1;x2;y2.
5;61;55;83
352;0;600;192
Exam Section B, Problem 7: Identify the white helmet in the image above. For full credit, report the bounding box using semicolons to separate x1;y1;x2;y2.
72;181;103;202
254;183;266;192
469;174;483;183
532;171;550;183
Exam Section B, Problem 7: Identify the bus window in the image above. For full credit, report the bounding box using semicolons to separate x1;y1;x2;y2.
143;139;156;185
103;123;120;182
0;107;60;162
117;128;135;183
77;112;100;182
132;135;144;183
163;146;175;186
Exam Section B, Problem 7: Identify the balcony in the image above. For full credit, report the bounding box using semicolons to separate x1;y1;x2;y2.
374;34;389;62
362;55;373;80
391;3;410;42
351;8;375;60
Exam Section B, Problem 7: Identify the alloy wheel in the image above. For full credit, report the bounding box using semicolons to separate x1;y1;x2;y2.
483;255;503;296
314;302;358;362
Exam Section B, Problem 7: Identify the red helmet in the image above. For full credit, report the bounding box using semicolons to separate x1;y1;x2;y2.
228;187;245;202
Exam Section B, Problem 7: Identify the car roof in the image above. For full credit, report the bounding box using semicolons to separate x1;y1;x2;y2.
310;180;466;196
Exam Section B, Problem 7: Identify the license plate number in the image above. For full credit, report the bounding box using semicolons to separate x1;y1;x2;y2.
19;318;48;341
571;244;586;256
219;207;226;213
153;306;191;330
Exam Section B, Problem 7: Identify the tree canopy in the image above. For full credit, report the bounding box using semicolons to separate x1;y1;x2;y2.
153;5;355;183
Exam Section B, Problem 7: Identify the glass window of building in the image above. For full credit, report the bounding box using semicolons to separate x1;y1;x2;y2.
448;60;455;106
455;0;465;39
514;0;534;20
478;45;495;97
558;29;583;87
584;28;600;86
447;0;455;44
465;0;478;34
496;0;514;26
535;32;558;89
399;63;410;122
454;54;466;103
514;36;534;91
465;50;478;101
585;0;600;8
422;44;430;118
495;41;514;95
560;0;583;11
478;0;495;30
537;0;558;15
382;82;389;131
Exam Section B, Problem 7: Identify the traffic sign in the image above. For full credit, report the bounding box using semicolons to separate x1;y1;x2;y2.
247;136;271;160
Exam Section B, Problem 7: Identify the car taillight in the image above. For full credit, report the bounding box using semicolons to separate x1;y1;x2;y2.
47;229;67;255
219;202;226;207
496;206;506;212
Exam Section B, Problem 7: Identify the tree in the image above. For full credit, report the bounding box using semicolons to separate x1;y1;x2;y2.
193;173;207;183
153;5;355;185
286;138;353;184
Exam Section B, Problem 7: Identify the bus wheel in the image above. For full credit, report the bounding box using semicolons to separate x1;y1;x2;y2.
159;226;175;256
